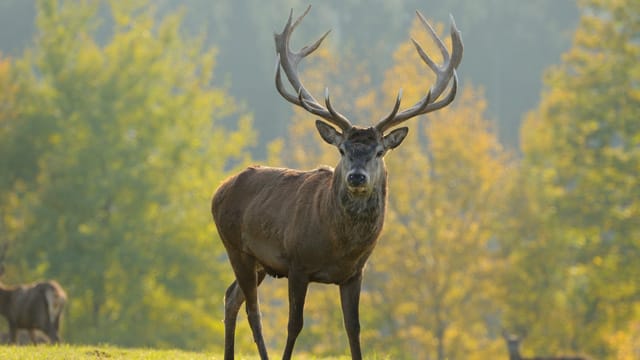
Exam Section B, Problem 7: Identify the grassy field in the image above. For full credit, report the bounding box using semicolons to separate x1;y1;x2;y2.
0;344;358;360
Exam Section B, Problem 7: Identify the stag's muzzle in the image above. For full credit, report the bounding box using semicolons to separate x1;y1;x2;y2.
346;171;370;193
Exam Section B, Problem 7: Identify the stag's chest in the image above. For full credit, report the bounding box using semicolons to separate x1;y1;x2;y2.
300;217;382;284
286;188;385;283
307;241;376;284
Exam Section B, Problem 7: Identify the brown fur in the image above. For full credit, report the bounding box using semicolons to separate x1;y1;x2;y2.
0;280;67;344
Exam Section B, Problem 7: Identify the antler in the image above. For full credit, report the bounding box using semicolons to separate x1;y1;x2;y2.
274;5;353;131
375;12;463;133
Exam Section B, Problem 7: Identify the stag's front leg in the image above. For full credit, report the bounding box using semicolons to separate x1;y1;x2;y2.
282;269;309;360
340;272;363;360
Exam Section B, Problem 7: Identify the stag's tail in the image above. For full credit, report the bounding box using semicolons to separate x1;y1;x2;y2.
44;282;67;324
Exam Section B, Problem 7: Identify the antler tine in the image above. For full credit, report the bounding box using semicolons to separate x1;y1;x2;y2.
275;54;330;115
274;54;300;105
377;89;404;127
297;87;325;113
290;5;310;33
324;88;351;126
416;10;449;63
411;38;438;73
375;13;463;133
422;72;458;113
377;91;433;132
274;6;352;131
449;14;464;69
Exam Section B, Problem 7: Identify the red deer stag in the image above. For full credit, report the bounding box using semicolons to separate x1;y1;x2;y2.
212;5;462;360
0;244;67;344
503;331;589;360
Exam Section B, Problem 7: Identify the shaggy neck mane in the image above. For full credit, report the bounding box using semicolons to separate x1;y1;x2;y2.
328;166;388;241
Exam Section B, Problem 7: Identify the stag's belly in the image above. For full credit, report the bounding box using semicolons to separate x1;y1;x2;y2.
243;222;376;284
280;228;377;284
242;230;289;277
308;263;362;284
308;245;375;284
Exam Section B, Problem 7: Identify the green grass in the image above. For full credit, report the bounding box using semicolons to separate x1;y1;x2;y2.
0;344;363;360
0;345;211;360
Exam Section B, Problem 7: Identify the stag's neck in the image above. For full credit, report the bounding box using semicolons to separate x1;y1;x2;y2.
329;168;387;239
337;186;386;219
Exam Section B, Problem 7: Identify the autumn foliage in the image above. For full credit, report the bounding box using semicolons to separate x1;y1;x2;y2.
0;0;638;359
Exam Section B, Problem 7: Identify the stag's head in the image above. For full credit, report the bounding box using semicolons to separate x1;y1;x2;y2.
274;6;463;196
315;121;407;195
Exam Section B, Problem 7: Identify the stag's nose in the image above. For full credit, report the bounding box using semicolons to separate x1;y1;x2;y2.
347;172;368;187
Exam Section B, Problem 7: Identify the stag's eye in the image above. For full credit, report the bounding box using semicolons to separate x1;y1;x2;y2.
376;150;384;158
339;148;345;156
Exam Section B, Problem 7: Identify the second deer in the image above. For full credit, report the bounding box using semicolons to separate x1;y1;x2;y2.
0;244;67;344
503;331;589;360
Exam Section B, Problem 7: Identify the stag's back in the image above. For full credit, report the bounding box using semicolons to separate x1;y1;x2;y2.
212;165;333;230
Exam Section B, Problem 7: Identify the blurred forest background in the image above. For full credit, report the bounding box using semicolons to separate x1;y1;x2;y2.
0;0;638;359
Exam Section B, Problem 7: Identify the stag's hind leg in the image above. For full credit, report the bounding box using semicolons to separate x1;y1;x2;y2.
223;280;243;358
223;272;267;360
223;252;268;360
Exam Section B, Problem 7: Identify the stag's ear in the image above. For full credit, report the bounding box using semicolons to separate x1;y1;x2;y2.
383;127;408;150
315;120;343;146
